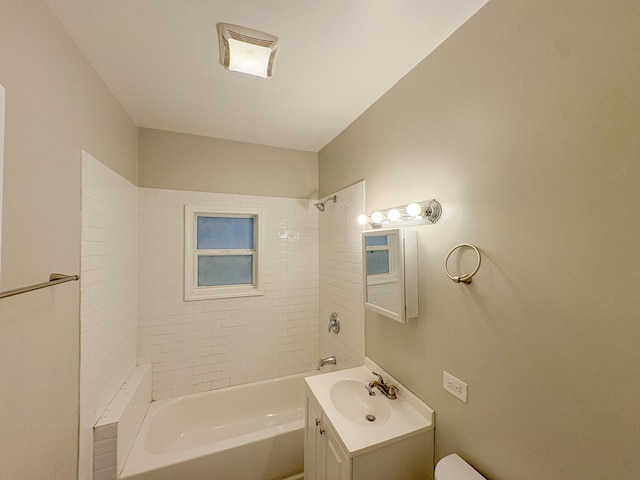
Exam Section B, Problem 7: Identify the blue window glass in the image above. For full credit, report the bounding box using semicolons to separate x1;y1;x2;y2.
366;250;390;275
198;255;253;286
197;216;254;249
365;235;388;247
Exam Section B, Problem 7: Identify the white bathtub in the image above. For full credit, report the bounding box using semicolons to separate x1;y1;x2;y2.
119;372;316;480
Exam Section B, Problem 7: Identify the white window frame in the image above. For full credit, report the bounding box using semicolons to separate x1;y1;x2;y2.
184;205;264;301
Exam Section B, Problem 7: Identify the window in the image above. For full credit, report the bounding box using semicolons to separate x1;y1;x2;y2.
184;205;263;300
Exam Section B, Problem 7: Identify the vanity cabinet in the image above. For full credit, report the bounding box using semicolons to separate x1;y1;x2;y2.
304;389;433;480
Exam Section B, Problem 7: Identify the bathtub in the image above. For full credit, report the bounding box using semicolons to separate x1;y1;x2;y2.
119;372;316;480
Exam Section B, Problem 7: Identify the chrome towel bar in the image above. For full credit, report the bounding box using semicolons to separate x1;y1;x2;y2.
0;273;79;299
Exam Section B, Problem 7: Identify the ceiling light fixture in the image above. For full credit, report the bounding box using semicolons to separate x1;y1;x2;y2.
217;23;279;78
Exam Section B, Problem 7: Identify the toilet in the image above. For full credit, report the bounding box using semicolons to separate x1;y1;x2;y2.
435;454;486;480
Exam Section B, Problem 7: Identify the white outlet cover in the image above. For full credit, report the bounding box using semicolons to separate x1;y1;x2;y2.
443;371;468;403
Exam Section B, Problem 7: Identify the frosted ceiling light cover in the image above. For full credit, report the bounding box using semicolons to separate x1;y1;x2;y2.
217;23;279;78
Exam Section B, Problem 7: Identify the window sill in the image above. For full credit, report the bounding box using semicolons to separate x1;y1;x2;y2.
184;285;264;301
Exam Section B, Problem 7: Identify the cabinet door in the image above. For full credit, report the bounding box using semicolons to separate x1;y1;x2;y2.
322;422;351;480
305;395;325;480
305;392;352;480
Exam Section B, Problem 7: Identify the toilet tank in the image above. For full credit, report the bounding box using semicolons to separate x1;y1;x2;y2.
435;454;486;480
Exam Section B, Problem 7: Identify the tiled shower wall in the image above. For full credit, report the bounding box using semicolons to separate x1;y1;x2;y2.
138;188;319;400
79;159;363;476
80;152;138;480
319;181;365;370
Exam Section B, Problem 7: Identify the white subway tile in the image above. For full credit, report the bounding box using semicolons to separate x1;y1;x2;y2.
138;188;326;398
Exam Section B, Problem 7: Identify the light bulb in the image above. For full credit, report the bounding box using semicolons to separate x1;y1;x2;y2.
357;214;368;225
387;209;401;222
405;203;423;218
370;211;384;224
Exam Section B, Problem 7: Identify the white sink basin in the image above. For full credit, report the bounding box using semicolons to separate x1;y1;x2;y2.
329;379;391;426
305;359;434;456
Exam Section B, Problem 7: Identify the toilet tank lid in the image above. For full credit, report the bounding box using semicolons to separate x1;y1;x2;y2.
435;454;486;480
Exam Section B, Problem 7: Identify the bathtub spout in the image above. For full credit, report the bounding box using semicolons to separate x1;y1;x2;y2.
319;356;336;367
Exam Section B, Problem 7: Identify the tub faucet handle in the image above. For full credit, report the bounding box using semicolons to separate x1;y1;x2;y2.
328;312;340;333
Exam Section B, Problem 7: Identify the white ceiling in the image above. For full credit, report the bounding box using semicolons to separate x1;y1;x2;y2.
46;0;488;152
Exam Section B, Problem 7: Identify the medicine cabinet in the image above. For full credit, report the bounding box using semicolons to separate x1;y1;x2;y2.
362;228;418;323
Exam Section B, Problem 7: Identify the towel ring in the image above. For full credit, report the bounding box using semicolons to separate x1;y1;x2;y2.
444;244;481;285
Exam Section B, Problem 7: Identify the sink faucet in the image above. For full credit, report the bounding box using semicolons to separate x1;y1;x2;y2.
365;371;399;400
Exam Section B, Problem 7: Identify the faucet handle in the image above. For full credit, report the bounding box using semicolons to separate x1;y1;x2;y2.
328;312;340;333
371;371;385;384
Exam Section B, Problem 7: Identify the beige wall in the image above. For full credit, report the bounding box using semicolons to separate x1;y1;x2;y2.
319;0;640;478
139;128;318;199
0;84;4;282
0;1;138;479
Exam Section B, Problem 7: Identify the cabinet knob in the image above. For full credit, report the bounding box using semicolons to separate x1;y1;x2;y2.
319;427;325;435
315;418;320;426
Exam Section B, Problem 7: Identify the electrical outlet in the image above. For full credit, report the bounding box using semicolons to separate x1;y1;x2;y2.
443;371;468;403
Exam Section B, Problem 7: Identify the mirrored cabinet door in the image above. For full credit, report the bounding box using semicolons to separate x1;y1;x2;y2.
362;228;418;323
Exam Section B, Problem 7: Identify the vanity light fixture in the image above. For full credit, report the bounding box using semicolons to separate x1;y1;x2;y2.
357;199;442;228
217;23;279;78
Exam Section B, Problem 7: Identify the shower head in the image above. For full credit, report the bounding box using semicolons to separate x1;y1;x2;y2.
314;195;337;212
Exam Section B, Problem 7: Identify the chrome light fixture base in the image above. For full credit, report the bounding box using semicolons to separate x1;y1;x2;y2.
423;199;442;223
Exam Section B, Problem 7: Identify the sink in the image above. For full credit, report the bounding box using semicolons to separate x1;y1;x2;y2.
329;379;391;426
305;359;434;455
